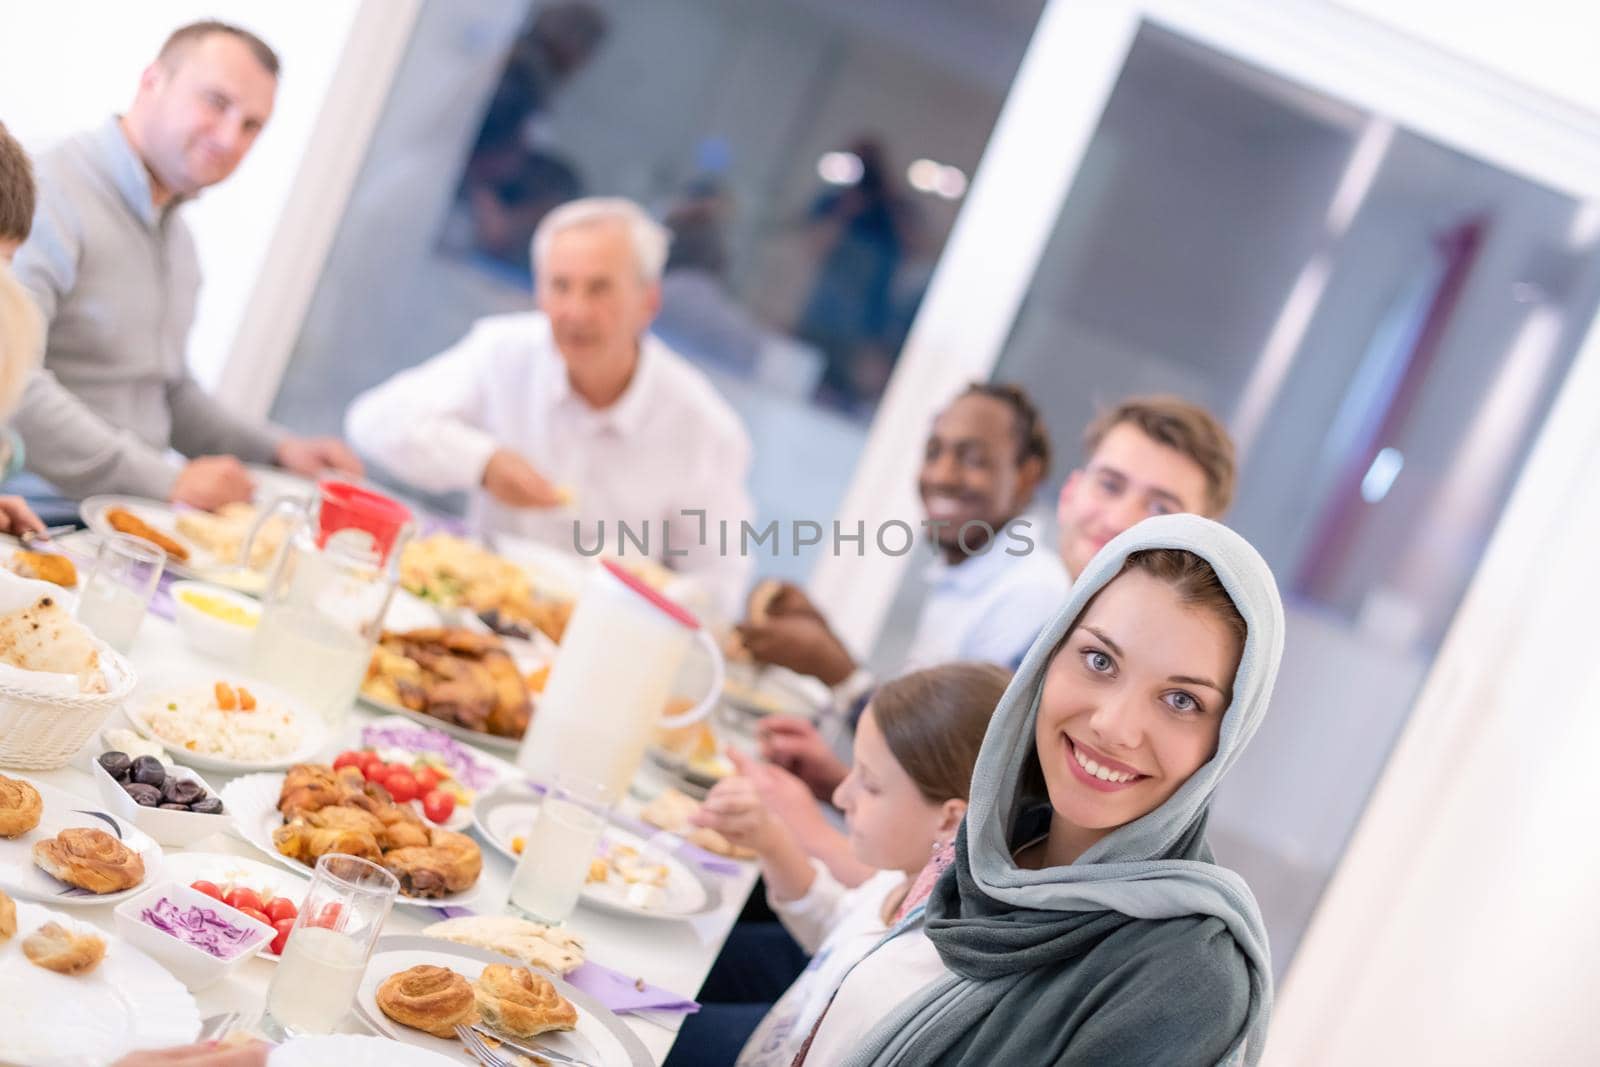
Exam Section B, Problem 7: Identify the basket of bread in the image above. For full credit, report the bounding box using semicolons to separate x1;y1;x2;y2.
0;572;137;770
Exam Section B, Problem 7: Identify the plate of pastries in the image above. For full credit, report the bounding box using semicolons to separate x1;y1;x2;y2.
220;762;485;908
0;891;201;1065
80;494;291;592
356;936;651;1066
0;773;161;907
360;627;535;752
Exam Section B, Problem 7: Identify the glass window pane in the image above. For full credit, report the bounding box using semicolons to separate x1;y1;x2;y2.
271;0;1043;581
987;24;1600;971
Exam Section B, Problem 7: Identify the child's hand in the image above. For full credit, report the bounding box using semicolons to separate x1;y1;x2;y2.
693;769;781;854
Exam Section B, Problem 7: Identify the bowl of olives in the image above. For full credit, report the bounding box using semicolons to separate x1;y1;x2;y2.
93;749;229;846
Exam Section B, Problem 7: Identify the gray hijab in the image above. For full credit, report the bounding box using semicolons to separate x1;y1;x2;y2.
841;514;1285;1066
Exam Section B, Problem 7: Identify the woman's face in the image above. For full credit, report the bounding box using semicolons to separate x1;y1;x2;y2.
1033;569;1243;845
833;706;959;875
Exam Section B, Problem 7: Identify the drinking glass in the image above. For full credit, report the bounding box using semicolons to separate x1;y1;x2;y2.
75;533;164;653
507;770;615;926
263;854;398;1038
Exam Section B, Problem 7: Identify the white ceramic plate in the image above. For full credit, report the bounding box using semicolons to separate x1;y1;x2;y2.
0;775;163;907
350;715;522;834
473;785;720;920
271;1033;462;1067
356;938;652;1066
356;692;522;754
220;772;487;910
0;900;200;1066
159;851;312;961
80;493;270;593
123;663;328;773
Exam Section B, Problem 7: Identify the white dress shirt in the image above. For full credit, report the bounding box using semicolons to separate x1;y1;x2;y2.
345;312;754;614
902;538;1072;671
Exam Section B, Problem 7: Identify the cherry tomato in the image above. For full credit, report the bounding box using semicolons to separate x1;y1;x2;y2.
190;880;223;901
421;789;456;824
413;767;442;793
361;754;390;782
385;771;420;804
269;917;295;956
237;906;272;927
265;897;299;924
332;750;365;772
308;902;344;930
224;887;264;914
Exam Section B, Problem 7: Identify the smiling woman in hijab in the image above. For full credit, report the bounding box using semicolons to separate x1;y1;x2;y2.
799;513;1284;1066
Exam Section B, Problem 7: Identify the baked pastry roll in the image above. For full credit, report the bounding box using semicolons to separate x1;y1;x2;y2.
23;921;106;975
376;964;479;1038
0;774;43;837
0;887;16;941
32;827;144;893
472;964;578;1038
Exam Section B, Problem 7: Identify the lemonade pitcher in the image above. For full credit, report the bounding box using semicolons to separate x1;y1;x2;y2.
247;481;413;726
518;559;724;796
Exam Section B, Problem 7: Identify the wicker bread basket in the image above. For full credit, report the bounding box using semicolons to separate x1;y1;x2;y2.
0;643;137;770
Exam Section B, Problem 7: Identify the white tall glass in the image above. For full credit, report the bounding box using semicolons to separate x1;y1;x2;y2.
264;854;397;1038
507;772;614;926
75;533;164;653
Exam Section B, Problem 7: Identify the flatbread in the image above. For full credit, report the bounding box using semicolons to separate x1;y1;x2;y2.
0;591;107;693
421;914;585;975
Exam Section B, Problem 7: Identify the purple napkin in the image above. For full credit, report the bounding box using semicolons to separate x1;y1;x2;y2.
431;905;478;920
564;960;699;1015
522;779;744;876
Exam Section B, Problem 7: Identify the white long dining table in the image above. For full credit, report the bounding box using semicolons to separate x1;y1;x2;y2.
21;605;761;1065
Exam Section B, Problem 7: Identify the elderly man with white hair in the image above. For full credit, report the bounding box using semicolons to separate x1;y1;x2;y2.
346;196;754;613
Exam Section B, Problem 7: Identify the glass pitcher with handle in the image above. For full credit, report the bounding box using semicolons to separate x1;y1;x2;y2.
518;559;724;797
244;481;414;727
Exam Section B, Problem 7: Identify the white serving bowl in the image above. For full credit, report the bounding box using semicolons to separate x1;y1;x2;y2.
93;752;231;847
170;580;260;664
113;880;273;990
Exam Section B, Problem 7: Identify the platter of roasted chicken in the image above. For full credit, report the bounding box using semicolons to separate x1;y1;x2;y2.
220;761;485;909
360;627;541;753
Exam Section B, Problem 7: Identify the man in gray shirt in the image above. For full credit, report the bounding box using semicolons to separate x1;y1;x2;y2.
9;20;360;511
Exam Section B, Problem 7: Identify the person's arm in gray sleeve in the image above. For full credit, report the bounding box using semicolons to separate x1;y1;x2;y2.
9;179;180;500
166;373;286;465
12;368;180;499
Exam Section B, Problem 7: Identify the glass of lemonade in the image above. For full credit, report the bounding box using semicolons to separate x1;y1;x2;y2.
507;771;615;926
75;532;164;653
264;853;398;1038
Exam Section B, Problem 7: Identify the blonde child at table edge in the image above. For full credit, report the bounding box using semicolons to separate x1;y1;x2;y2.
666;662;1009;1067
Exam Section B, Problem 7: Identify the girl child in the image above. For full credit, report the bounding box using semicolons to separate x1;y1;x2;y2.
665;662;1012;1067
802;514;1285;1066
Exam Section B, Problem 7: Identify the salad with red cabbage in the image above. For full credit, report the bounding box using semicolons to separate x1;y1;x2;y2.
140;897;262;959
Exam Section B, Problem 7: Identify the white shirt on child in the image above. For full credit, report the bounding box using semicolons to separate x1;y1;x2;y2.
736;862;908;1067
799;919;945;1065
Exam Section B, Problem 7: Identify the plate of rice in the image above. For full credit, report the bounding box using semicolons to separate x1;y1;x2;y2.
123;664;326;773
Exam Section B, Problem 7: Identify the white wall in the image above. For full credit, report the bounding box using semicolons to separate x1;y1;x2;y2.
1330;0;1600;118
0;1;365;391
